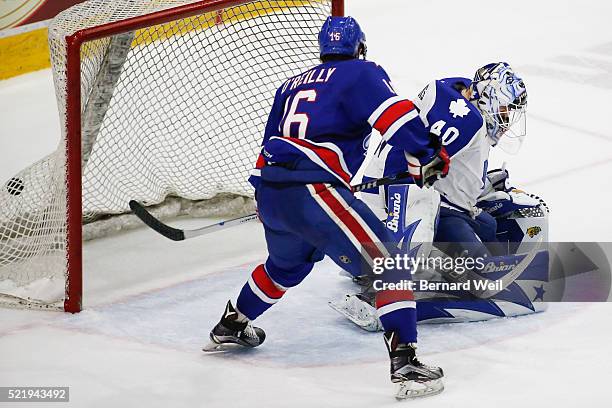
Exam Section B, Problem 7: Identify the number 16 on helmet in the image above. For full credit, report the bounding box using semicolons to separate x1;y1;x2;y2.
318;16;367;59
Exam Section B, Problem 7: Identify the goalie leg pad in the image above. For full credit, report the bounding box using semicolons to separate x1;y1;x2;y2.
328;294;382;332
386;184;440;258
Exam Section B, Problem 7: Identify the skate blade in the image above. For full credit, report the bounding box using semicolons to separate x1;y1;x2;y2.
202;337;259;353
202;340;247;353
202;342;226;353
395;379;444;400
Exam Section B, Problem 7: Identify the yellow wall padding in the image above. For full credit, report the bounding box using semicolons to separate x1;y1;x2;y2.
0;0;318;80
132;0;317;46
0;27;50;80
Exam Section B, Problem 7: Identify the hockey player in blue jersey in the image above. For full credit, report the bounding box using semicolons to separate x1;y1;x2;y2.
203;16;449;398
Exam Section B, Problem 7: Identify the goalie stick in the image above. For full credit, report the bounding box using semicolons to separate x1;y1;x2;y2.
130;169;416;241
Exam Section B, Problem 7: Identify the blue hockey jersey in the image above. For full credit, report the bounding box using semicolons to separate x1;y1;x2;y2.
249;59;435;190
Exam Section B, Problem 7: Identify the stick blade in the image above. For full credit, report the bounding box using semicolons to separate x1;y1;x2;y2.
129;200;185;241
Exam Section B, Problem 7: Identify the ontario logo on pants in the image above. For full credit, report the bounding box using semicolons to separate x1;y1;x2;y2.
386;192;402;233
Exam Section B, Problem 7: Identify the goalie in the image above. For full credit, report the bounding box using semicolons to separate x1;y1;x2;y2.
331;63;551;330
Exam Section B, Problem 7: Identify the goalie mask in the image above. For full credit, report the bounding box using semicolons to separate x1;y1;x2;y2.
472;62;528;153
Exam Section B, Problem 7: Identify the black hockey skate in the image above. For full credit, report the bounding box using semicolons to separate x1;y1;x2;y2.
384;331;444;399
202;301;266;352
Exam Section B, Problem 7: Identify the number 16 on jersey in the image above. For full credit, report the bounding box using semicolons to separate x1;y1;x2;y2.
282;90;317;139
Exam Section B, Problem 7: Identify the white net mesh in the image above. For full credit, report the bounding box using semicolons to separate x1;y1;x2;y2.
0;0;332;309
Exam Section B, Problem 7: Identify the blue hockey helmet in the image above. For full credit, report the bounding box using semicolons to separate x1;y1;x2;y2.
472;62;528;153
318;16;367;59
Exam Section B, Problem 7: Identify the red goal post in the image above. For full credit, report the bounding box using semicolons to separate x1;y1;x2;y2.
0;0;343;313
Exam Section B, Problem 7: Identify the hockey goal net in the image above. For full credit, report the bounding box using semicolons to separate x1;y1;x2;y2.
0;0;342;312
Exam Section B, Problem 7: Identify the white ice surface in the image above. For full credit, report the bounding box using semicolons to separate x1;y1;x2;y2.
2;0;612;406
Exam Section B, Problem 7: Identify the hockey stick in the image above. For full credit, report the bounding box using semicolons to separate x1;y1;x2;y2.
351;170;412;193
128;200;259;241
129;171;414;241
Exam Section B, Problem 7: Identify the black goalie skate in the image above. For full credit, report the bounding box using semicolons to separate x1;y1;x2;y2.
384;331;444;399
202;301;266;352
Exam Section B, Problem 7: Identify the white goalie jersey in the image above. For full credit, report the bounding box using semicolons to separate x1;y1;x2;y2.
360;77;491;232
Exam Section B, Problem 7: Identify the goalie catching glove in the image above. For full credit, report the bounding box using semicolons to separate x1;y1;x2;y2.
478;189;549;218
478;168;550;217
